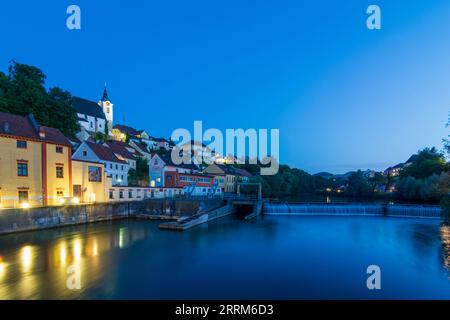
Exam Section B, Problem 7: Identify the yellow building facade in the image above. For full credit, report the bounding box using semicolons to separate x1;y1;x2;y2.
72;160;111;203
0;112;73;208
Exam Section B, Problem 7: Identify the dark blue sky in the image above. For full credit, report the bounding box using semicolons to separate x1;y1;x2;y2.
1;0;450;173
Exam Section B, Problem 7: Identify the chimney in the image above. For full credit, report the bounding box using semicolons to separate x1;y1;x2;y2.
38;127;46;139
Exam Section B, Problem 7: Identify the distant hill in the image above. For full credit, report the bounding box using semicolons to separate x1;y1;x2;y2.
314;171;356;180
314;172;335;179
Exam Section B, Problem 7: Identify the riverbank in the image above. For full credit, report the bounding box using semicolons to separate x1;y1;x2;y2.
0;199;446;235
0;199;223;235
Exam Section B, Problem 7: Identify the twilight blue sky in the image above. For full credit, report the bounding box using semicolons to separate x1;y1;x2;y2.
1;0;450;174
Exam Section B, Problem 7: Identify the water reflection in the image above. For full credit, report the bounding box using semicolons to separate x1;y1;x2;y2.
441;223;450;276
0;218;449;299
0;222;150;299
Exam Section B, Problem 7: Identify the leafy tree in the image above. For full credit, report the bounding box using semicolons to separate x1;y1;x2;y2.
0;61;80;138
93;132;109;143
346;171;373;198
400;147;447;179
128;157;150;186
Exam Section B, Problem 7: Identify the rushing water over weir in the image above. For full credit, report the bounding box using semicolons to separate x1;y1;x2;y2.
264;203;443;219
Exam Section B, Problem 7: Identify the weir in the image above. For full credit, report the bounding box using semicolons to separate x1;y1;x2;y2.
264;203;443;219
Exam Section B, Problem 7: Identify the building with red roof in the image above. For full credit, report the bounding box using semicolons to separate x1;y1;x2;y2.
0;112;73;207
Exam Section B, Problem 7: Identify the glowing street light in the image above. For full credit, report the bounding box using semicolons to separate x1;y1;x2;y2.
20;202;30;209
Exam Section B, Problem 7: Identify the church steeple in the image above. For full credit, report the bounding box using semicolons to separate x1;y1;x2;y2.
101;83;109;102
98;83;113;136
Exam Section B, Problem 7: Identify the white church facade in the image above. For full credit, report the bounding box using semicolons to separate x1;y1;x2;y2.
73;86;114;141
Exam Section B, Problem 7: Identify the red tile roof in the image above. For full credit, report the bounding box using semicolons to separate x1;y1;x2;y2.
0;112;71;146
41;126;71;146
105;141;138;160
85;141;127;164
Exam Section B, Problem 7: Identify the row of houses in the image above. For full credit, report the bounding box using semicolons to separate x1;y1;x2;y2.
0;110;252;208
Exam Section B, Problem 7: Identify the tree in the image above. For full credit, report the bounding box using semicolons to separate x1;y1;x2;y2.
128;158;149;186
346;171;373;198
93;132;108;143
0;61;80;138
400;147;447;180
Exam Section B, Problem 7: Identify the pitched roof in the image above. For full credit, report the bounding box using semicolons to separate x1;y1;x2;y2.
0;112;71;146
157;153;199;171
41;126;72;146
215;164;238;175
233;168;253;178
153;137;169;143
85;141;127;164
131;141;150;153
104;140;138;160
72;97;106;120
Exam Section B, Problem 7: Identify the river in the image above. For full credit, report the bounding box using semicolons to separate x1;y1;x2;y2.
0;216;449;299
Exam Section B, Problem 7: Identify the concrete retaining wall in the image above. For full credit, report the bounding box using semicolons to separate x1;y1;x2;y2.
0;198;223;235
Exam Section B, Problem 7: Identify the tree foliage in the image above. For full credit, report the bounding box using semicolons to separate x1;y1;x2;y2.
0;61;79;138
346;170;374;198
128;157;150;187
400;147;447;179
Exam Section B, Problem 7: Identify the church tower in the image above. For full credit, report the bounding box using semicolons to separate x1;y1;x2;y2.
98;84;113;135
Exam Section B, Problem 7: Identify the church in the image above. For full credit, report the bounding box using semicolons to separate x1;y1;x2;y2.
72;85;114;141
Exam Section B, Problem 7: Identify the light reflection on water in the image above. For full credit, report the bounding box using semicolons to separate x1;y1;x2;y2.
0;222;150;299
441;224;450;276
0;217;448;299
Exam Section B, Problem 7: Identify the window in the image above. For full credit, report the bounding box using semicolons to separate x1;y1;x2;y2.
121;175;124;181
121;165;124;170
18;191;28;203
115;174;118;180
90;122;93;128
99;124;102;128
128;190;133;198
73;185;81;198
109;191;114;199
106;107;110;114
119;191;124;199
17;140;27;149
17;163;28;176
57;190;64;197
56;166;64;178
82;151;87;157
115;164;118;170
110;163;113;169
56;146;63;154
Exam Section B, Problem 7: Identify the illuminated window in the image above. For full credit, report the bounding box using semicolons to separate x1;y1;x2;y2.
18;191;28;203
56;191;64;197
56;166;64;178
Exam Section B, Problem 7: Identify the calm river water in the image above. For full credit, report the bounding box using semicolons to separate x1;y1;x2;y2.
0;216;449;299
